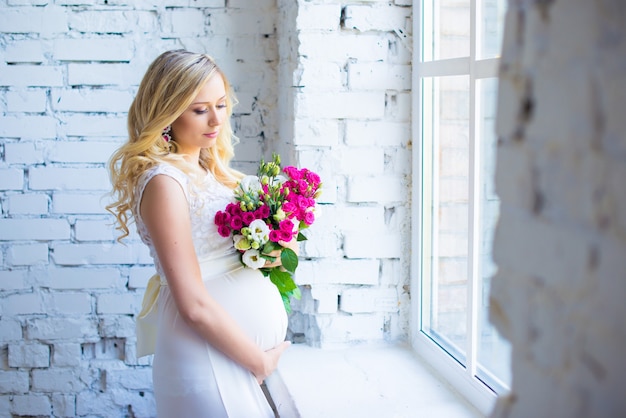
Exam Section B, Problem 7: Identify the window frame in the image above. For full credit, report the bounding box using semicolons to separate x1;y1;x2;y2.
410;0;505;415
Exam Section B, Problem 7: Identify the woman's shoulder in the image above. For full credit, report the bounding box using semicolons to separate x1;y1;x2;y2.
137;162;190;200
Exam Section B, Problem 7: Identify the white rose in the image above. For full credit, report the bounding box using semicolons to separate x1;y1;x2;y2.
241;249;266;269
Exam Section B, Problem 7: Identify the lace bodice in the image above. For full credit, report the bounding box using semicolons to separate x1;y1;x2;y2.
134;163;236;277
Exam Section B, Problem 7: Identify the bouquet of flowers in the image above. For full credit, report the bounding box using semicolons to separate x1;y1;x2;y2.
214;154;322;313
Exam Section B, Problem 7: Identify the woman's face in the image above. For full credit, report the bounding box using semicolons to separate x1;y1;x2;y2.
170;73;228;156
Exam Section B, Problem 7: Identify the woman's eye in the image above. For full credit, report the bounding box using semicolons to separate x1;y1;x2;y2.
217;103;227;109
194;109;208;114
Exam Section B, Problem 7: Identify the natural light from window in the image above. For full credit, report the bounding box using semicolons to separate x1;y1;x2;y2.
413;0;510;414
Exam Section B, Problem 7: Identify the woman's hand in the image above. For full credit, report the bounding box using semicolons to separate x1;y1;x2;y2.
255;340;291;384
263;239;299;268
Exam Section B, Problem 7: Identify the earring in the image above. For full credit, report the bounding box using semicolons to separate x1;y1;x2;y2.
162;125;172;142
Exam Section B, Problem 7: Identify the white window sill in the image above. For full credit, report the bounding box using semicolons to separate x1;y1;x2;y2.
265;343;484;418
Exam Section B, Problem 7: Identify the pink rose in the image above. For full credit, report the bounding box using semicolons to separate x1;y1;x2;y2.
230;216;243;230
303;211;315;226
217;225;231;237
284;166;302;180
279;219;294;233
269;229;281;242
242;211;256;225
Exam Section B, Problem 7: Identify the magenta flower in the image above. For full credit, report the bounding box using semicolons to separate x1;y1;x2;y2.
269;229;281;242
230;216;243;230
242;211;256;225
217;225;231;238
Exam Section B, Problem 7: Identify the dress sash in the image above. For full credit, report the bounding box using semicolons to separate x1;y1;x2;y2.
136;252;243;358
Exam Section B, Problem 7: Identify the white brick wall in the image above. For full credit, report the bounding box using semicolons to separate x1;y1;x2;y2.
1;0;413;415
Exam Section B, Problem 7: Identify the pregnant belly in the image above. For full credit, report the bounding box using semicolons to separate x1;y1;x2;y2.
204;267;289;351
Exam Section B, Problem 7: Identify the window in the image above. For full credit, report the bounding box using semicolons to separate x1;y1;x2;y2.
411;0;510;414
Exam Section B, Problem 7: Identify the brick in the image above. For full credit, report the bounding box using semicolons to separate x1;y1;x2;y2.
338;148;384;175
310;287;339;314
340;288;399;313
385;91;411;121
68;10;157;33
52;343;82;367
6;193;49;215
4;40;45;64
75;219;117;241
347;175;407;203
52;193;110;215
343;4;411;32
0;115;57;138
29;167;110;191
344;121;410;147
97;292;142;314
53;39;133;62
52;243;151;265
32;369;88;392
0;6;67;34
100;315;135;338
297;4;341;31
46;140;119;164
3;293;45;315
0;371;29;394
209;9;273;35
336;206;386;231
298;61;343;90
296;91;385;119
299;33;387;62
8;343;50;368
68;63;141;86
7;243;49;266
3;141;45;164
60;114;127;137
51;89;133;113
0;270;28;290
26;317;99;340
45;292;92;315
296;259;379;286
5;89;47;111
51;394;76;417
165;9;206;36
293;119;340;147
75;391;118;417
0;319;23;341
348;62;411;91
107;368;152;390
0;219;70;241
0;168;24;189
317;313;385;347
344;232;403;258
0;65;64;87
42;267;125;290
129;266;157;289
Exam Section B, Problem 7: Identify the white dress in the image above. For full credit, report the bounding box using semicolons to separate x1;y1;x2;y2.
134;163;288;418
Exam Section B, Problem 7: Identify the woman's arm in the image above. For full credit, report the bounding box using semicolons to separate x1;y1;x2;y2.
140;174;288;381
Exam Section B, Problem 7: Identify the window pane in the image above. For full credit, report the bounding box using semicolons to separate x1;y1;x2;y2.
423;0;470;61
421;75;470;365
475;78;511;391
480;0;507;59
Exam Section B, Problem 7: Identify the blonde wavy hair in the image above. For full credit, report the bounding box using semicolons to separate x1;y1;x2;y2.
107;49;243;241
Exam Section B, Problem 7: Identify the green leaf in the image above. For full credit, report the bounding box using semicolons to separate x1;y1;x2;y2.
281;248;298;273
290;286;302;300
296;232;308;242
269;269;297;293
262;241;281;254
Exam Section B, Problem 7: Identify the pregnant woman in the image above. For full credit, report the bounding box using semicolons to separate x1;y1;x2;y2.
107;49;290;417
